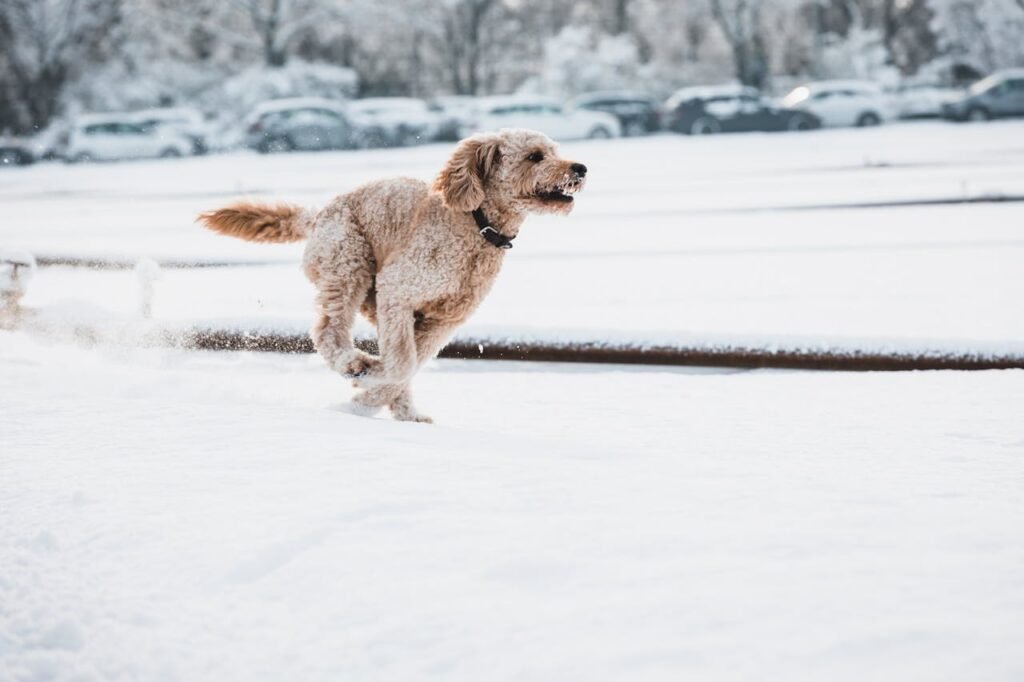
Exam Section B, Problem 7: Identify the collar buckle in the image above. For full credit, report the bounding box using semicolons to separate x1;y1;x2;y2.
472;208;514;250
479;225;513;249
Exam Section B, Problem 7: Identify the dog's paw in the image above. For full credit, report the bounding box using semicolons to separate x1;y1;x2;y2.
350;364;398;389
388;401;433;423
393;411;433;424
339;352;381;380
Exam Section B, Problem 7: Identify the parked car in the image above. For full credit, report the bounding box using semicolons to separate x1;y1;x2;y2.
664;84;820;134
65;114;194;162
890;83;962;119
459;96;621;140
349;98;443;146
429;95;478;141
569;91;662;136
0;138;34;166
28;122;70;160
780;80;894;127
131;107;210;154
243;98;382;153
942;69;1024;122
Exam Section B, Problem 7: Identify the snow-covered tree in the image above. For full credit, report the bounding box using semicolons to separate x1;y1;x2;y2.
523;25;653;96
708;0;771;88
930;0;1024;78
230;0;341;67
0;0;121;132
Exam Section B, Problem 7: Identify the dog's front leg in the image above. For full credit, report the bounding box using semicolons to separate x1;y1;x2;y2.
356;301;418;387
350;318;458;423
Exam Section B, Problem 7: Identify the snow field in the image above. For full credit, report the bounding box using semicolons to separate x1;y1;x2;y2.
2;333;1024;681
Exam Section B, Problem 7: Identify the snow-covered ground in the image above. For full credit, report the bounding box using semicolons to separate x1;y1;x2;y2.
2;333;1023;682
3;122;1024;680
4;121;1024;354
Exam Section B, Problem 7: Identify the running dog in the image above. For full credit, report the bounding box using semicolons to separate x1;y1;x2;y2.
198;129;587;422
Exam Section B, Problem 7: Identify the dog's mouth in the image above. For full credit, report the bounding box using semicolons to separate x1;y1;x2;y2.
533;176;584;204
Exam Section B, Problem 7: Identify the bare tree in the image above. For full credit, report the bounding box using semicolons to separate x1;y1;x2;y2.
0;0;121;132
709;0;770;88
230;0;337;67
610;0;631;34
434;0;500;94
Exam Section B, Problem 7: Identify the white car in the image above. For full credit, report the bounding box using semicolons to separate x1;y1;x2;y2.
429;95;479;140
780;80;895;127
130;107;211;154
890;83;963;119
459;96;621;141
348;98;443;146
65;113;194;162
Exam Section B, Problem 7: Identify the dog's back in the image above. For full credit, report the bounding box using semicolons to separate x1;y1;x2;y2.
334;177;431;250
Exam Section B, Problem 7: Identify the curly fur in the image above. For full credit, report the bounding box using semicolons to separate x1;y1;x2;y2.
198;128;586;422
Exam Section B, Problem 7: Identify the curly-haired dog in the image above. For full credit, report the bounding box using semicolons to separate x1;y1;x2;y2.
198;129;587;422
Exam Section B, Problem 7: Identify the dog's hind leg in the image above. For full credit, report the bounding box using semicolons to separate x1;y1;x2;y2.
307;229;379;379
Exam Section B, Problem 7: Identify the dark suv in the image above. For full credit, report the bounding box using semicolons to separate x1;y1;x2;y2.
665;85;820;135
243;98;386;153
569;91;662;136
942;70;1024;122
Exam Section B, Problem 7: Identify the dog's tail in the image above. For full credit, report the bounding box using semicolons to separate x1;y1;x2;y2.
197;201;314;243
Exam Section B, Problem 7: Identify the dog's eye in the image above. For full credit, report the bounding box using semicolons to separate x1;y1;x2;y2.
527;151;544;163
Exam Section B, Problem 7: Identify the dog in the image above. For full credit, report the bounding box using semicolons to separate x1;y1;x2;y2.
198;128;587;422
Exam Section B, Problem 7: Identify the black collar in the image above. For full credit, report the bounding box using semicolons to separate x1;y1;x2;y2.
472;208;514;250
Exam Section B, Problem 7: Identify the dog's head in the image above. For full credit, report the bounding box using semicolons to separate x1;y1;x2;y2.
433;129;586;216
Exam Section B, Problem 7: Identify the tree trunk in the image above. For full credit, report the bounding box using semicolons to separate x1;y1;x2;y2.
611;0;629;35
263;0;286;66
710;0;768;89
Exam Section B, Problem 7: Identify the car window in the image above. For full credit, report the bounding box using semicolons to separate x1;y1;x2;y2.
704;96;741;117
986;82;1009;96
541;104;562;115
115;123;135;135
1007;79;1024;93
812;91;832;101
314;109;342;120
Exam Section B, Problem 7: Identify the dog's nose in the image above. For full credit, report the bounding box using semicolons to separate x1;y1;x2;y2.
571;163;587;177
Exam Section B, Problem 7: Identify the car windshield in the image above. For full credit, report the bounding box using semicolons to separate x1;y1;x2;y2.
781;86;811;107
969;75;1001;95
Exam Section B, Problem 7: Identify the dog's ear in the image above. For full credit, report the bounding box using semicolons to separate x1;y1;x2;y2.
433;134;501;212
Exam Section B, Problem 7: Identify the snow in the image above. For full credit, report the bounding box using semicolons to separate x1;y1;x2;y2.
2;332;1023;681
3;119;1024;680
4;121;1024;355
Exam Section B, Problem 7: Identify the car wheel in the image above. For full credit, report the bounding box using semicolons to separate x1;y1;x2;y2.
966;107;990;122
354;128;387;149
623;120;647;137
0;150;30;166
856;112;881;127
159;148;182;159
396;127;422;147
260;137;294;154
689;116;721;135
588;126;613;139
787;114;817;132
